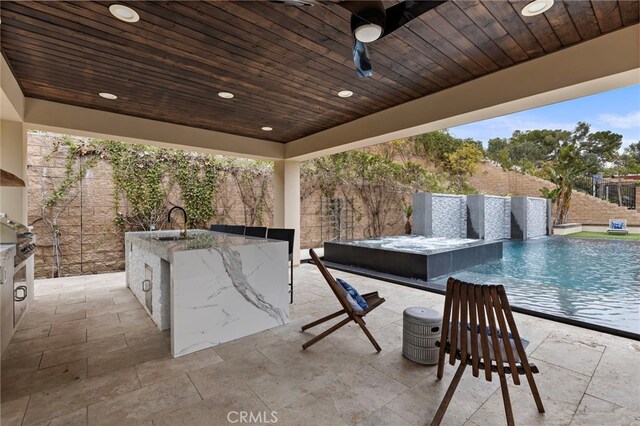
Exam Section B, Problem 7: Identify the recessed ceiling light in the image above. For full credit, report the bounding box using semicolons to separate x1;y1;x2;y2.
261;127;273;131
99;92;118;100
218;92;234;99
109;4;140;23
521;0;554;16
338;90;353;98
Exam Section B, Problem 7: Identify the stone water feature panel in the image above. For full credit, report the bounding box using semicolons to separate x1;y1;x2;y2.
485;196;511;240
432;194;467;238
527;197;548;238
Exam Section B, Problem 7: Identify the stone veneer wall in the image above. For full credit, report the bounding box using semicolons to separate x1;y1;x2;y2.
484;196;511;240
527;197;548;238
27;132;406;278
470;161;640;225
27;133;274;278
432;194;467;238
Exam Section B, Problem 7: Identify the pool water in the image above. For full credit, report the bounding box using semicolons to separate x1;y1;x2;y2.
429;237;640;335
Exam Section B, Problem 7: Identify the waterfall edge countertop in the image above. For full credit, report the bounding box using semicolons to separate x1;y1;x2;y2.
124;229;278;262
125;229;289;358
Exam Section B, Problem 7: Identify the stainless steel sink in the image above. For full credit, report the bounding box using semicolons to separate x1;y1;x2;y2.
156;236;192;241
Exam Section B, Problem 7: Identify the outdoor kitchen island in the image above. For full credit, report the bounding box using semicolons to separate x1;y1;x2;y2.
125;230;289;358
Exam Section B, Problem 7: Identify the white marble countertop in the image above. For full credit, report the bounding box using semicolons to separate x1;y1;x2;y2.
125;230;277;262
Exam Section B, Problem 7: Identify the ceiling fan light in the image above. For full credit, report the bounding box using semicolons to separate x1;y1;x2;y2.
521;0;554;16
354;24;384;43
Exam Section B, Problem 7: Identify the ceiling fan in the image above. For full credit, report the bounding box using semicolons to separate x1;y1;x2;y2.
271;0;447;78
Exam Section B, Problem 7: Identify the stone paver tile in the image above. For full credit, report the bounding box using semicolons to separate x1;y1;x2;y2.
1;352;42;381
275;392;350;426
1;359;87;402
357;406;412;426
48;313;119;337
88;342;170;377
18;310;86;331
135;347;223;387
55;299;115;316
39;334;128;369
530;336;603;376
87;374;201;425
10;324;51;343
470;384;574;426
85;301;142;318
22;367;139;425
247;362;339;410
188;351;272;402
301;365;407;424
86;316;155;342
2;328;87;360
0;395;30;426
213;330;284;361
152;390;269;426
570;394;640;425
117;308;150;323
32;407;87;426
585;346;640;409
369;348;436;387
387;363;499;426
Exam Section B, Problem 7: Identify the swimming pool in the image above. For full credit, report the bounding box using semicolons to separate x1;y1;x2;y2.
429;237;640;335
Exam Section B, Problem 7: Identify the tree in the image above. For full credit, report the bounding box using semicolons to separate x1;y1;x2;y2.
539;123;623;224
444;142;484;191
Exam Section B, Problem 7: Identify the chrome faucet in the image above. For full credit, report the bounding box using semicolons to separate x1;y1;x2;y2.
168;206;188;238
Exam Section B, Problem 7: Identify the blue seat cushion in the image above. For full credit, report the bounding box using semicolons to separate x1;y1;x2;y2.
336;278;369;311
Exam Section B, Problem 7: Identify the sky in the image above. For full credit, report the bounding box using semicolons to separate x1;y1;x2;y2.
448;84;640;151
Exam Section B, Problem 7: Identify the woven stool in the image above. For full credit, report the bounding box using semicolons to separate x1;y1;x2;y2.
403;306;442;365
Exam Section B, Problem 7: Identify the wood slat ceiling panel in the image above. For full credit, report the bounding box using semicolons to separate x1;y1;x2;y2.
1;1;637;143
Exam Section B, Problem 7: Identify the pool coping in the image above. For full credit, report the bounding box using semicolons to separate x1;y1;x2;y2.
310;259;640;342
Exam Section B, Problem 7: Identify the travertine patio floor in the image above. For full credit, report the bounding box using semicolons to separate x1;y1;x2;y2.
1;264;639;425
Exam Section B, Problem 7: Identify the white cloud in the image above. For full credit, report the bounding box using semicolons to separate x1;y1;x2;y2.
597;111;640;129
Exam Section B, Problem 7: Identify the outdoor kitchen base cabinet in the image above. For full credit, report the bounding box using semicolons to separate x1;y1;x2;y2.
0;247;35;356
13;260;28;327
125;230;289;358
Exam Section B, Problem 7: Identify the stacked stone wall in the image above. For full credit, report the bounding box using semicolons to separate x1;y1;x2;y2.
470;162;640;225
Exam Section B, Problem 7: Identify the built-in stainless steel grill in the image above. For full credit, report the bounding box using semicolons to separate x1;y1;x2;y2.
0;215;36;266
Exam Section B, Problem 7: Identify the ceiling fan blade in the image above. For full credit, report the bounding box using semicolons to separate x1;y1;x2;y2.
353;40;373;78
381;0;447;38
337;1;381;16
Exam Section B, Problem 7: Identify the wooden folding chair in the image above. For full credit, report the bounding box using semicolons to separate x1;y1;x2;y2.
302;249;386;352
432;278;545;426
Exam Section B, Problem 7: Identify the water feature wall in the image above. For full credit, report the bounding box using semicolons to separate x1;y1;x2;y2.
510;196;552;239
415;192;550;240
433;194;467;238
485;196;511;240
413;193;467;238
527;197;550;238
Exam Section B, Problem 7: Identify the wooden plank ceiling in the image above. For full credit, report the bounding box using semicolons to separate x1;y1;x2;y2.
1;1;638;143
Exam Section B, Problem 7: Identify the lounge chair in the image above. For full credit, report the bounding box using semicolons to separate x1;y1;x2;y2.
431;278;544;426
607;219;628;235
302;249;386;351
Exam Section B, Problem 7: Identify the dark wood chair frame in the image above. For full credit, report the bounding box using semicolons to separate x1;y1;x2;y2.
302;249;386;352
432;278;545;426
